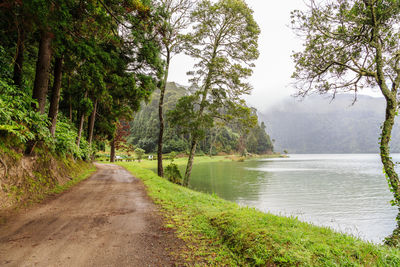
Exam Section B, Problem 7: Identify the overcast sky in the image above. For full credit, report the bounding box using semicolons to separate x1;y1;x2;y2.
167;1;308;112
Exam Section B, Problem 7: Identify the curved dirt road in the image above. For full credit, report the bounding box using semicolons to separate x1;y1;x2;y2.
0;164;184;266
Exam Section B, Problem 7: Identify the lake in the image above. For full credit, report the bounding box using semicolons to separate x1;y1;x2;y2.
186;154;399;244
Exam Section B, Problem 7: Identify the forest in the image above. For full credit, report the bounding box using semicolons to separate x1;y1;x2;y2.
0;0;272;184
128;82;273;156
0;0;162;160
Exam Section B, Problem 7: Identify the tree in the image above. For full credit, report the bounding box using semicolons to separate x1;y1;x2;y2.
135;148;145;162
169;0;260;186
48;56;63;136
155;0;192;177
291;0;400;245
0;0;162;161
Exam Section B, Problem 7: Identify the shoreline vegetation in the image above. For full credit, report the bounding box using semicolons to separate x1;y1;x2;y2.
116;158;400;266
96;153;285;166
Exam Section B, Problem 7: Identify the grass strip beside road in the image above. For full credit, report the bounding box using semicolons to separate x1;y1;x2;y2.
49;163;96;195
118;162;400;266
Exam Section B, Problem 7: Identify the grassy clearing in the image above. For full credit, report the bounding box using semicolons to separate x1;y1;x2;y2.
108;154;282;170
118;162;400;266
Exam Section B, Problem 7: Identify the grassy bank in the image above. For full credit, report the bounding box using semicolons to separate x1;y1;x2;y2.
118;162;400;266
45;163;96;196
0;145;96;216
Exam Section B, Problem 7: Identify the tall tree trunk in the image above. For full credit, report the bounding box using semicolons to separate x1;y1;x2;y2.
76;90;88;147
367;5;400;244
13;27;24;87
76;113;85;147
183;139;197;187
380;95;400;245
183;49;217;186
157;50;170;177
32;30;53;114
110;139;116;163
88;98;98;146
48;56;63;136
69;92;73;121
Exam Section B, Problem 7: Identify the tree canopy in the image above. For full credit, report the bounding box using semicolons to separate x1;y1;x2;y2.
168;0;261;185
0;0;162;160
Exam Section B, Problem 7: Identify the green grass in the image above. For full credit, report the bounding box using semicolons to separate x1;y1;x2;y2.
108;154;281;170
117;162;400;266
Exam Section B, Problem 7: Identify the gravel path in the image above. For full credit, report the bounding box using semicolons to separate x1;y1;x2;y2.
0;163;184;266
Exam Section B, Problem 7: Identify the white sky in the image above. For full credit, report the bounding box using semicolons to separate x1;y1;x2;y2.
167;1;308;112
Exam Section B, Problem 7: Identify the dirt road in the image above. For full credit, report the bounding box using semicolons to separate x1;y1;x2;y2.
0;164;184;266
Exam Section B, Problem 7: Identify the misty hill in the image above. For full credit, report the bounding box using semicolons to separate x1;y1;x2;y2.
129;82;273;154
260;94;400;153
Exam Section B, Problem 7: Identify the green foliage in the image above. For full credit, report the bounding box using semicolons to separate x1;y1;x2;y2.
169;0;261;184
0;74;50;144
164;163;182;184
119;162;400;266
54;120;79;156
168;151;177;162
135;148;145;162
0;0;163;160
168;94;213;141
246;121;273;154
164;138;187;154
129;82;273;155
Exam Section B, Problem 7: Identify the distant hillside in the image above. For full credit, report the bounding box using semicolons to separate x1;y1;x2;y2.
260;94;400;153
128;82;273;155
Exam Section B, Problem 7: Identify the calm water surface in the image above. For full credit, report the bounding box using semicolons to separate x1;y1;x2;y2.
187;154;399;243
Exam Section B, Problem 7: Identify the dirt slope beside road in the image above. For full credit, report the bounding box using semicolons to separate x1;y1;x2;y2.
0;163;184;266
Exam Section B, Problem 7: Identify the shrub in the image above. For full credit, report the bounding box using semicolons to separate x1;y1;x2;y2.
164;163;182;185
54;120;79;156
0;78;51;145
135;148;145;162
163;139;187;153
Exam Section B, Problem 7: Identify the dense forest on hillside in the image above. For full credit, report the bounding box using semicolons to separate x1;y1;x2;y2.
262;95;400;153
128;82;274;155
0;0;268;185
0;0;162;160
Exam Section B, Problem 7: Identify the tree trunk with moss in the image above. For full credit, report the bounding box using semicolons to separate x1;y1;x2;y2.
88;98;98;146
380;95;400;245
183;139;197;186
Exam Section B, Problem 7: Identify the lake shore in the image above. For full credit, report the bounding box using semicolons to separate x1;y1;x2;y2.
117;161;400;266
101;153;285;169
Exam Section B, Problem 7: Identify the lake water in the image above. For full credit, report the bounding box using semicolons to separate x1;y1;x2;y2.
187;154;399;244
